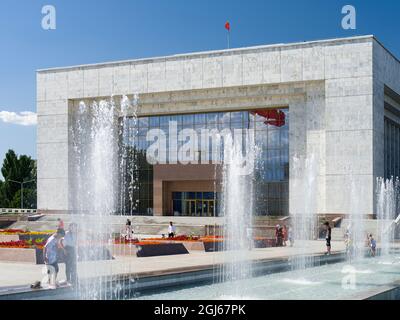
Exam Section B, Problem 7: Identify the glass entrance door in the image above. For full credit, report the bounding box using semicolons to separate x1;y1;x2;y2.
185;200;196;216
173;192;218;216
208;200;215;216
202;200;215;217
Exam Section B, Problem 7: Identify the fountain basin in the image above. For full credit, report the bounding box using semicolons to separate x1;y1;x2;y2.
137;253;400;300
2;251;400;300
0;251;345;300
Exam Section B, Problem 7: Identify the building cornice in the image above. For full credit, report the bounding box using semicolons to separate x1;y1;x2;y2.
37;35;376;74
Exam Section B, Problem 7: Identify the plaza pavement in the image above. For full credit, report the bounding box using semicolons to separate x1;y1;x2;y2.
0;240;344;290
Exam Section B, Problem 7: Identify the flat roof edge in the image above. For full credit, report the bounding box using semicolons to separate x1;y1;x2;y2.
37;35;375;73
372;36;400;65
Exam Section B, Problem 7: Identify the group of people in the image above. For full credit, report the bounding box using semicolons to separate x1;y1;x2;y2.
277;220;380;258
42;218;78;289
275;224;293;247
342;224;378;260
39;217;380;291
345;232;377;257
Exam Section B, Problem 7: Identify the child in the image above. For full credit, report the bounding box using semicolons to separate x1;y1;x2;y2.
344;230;353;262
43;228;65;289
369;234;376;257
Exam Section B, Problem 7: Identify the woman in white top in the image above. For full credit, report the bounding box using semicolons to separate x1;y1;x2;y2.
168;221;176;238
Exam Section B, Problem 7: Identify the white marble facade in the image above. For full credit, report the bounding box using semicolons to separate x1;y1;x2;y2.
36;35;400;217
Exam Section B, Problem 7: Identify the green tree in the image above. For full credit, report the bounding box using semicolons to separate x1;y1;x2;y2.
10;188;37;209
0;149;37;208
0;181;8;207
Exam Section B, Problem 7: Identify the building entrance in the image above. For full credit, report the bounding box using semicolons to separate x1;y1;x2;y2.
173;192;218;217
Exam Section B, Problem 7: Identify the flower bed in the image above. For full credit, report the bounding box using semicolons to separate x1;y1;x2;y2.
147;235;201;241
0;238;46;249
0;229;54;235
0;229;26;234
136;241;164;246
132;235;223;252
0;229;114;264
114;238;139;245
0;238;46;264
0;238;47;264
0;229;53;246
145;235;223;242
112;234;278;255
0;240;32;248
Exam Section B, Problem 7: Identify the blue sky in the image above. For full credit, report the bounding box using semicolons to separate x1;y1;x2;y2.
0;0;399;174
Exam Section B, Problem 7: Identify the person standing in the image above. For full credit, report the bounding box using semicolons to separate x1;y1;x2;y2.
277;226;284;246
282;225;288;247
125;219;132;240
63;223;78;285
275;224;280;247
344;229;353;262
369;234;377;257
168;221;176;238
324;222;332;255
43;228;65;289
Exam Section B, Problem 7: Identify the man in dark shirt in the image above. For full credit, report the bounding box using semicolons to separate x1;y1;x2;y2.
324;222;332;255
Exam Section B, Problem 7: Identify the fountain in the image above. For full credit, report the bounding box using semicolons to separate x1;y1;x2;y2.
290;154;318;270
119;95;140;215
66;100;400;300
347;177;367;261
70;95;140;299
376;177;399;257
218;129;257;298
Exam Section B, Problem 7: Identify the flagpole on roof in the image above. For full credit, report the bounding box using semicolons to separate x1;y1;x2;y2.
225;21;230;49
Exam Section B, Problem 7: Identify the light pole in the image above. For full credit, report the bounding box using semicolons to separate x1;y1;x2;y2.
7;179;36;209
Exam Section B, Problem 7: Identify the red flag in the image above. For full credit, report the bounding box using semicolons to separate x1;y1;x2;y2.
225;21;230;31
251;109;286;127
